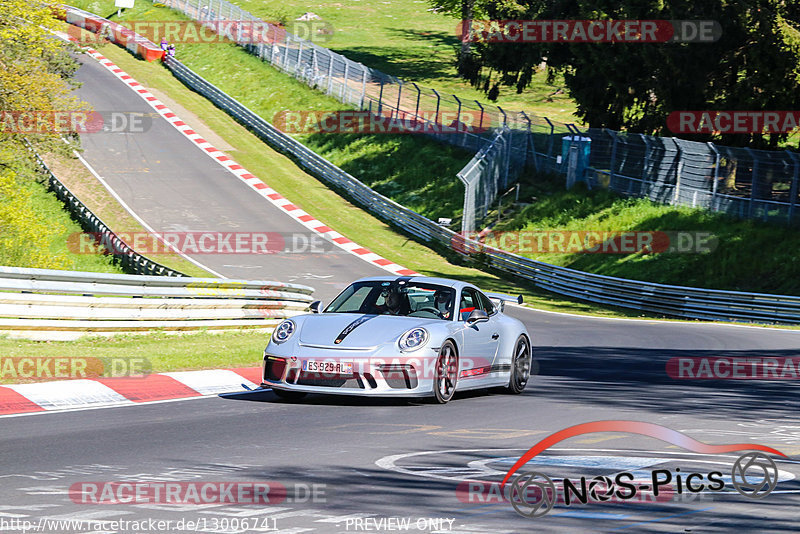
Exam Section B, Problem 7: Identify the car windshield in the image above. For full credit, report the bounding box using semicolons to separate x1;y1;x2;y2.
325;280;456;320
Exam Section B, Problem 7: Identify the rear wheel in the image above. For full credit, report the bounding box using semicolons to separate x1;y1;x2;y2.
271;388;307;401
505;335;531;394
433;340;459;404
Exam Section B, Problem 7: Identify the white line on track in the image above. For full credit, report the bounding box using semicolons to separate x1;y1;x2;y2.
71;147;227;278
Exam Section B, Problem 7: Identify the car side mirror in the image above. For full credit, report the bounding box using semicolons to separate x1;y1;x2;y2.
466;309;489;325
309;300;324;313
489;298;504;313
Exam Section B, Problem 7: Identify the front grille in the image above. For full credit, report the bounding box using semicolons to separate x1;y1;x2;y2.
378;364;418;389
296;371;365;388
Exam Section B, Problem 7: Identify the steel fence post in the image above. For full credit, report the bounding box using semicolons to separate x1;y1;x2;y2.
282;36;290;69
395;80;403;119
608;130;618;190
639;133;649;183
412;83;421;119
475;101;484;132
326;51;334;95
707;142;720;211
295;39;303;76
520;111;537;171
454;95;462;132
432;89;440;125
544;117;555;165
377;77;385;116
745;147;758;219
498;106;507;129
672;138;683;205
342;60;349;101
503;125;512;188
786;151;799;224
360;69;367;110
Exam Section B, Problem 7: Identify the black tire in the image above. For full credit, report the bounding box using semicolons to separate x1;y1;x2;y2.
271;388;307;401
505;335;531;394
433;340;459;404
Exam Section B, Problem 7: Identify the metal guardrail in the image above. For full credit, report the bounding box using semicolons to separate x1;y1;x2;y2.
0;266;314;339
30;148;184;277
162;57;800;324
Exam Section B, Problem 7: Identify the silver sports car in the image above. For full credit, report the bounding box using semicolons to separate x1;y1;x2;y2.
261;276;532;403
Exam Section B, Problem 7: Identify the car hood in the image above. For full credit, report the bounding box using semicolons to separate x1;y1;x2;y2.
297;313;440;349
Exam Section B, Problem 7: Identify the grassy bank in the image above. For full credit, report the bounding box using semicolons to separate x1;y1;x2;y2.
64;9;800;297
0;158;123;274
491;174;800;295
59;26;659;320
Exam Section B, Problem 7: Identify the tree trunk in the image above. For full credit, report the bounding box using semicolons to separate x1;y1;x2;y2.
457;0;475;77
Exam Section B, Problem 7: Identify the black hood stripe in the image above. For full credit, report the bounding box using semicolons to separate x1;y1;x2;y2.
334;315;377;344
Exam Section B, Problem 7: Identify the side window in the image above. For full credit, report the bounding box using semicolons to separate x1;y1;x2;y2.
477;291;497;316
458;288;478;321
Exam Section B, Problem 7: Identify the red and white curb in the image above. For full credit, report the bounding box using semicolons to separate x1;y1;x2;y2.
0;367;263;416
84;47;418;277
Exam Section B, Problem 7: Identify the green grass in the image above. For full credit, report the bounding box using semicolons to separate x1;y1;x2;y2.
492;174;800;295
232;0;579;122
1;174;124;274
0;330;265;383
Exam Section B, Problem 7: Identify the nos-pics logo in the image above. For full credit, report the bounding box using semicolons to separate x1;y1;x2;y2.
502;420;785;518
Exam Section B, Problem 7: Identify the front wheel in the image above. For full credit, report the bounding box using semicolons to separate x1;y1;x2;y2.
505;335;531;394
433;340;459;403
271;388;307;401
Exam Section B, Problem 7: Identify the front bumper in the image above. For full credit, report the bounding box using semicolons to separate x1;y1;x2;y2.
261;352;437;397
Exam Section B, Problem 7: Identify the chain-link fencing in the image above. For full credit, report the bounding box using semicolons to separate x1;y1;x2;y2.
157;0;800;230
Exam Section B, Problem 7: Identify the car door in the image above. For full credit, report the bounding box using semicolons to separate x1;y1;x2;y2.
458;287;500;374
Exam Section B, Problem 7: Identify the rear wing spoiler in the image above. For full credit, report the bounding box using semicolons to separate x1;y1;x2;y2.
486;292;523;312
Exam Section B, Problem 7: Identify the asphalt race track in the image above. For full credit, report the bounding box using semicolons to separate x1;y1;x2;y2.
2;53;800;533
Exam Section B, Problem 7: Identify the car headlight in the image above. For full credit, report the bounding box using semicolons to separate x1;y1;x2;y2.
398;327;428;352
272;320;296;344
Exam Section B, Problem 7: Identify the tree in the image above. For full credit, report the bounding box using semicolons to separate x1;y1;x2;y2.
0;1;87;268
436;0;800;147
429;0;492;80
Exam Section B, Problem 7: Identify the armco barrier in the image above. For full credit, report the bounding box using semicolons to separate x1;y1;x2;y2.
63;14;800;325
0;266;314;340
58;5;164;61
161;58;800;325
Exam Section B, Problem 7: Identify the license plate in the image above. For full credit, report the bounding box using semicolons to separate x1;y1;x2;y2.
302;359;353;375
